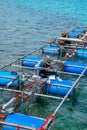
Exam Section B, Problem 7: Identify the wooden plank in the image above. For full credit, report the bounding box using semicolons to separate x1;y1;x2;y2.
58;37;84;42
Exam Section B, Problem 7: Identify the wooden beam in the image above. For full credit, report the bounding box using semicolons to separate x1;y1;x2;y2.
58;37;84;42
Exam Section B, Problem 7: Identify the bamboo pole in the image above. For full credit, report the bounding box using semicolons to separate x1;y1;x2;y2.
12;64;42;70
0;87;33;95
0;121;36;130
35;93;69;101
63;46;87;49
64;64;87;69
42;48;59;51
46;82;73;88
57;70;84;76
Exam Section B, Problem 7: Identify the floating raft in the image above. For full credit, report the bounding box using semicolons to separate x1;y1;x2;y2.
0;26;87;130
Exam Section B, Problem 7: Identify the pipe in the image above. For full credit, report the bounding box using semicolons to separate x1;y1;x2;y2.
64;64;87;69
2;97;16;109
12;64;43;70
57;70;84;76
35;93;69;101
0;121;35;130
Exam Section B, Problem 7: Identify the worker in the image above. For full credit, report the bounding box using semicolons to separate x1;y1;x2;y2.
60;31;70;45
39;56;57;78
43;55;51;69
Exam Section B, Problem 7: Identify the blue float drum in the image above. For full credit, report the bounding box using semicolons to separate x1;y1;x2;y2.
64;61;87;74
76;49;87;58
42;45;59;55
22;56;43;67
0;71;18;87
45;76;74;96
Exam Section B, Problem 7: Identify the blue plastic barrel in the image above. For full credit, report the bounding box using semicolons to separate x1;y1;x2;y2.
22;56;43;67
64;61;87;74
2;113;45;130
0;71;18;87
76;49;87;58
45;78;74;96
69;32;78;38
42;45;59;55
73;27;85;33
69;27;85;38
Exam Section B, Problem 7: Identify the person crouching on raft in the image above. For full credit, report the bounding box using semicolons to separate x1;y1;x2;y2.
39;56;57;78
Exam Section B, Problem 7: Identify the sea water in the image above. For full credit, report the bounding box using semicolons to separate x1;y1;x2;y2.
0;0;87;130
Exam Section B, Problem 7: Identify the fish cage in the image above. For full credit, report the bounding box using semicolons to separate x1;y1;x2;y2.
0;64;86;130
0;26;87;130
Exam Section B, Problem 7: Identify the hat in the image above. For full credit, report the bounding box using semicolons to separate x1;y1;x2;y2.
61;32;66;37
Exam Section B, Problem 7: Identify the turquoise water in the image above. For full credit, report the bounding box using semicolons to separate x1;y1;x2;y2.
0;0;87;66
0;0;87;130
